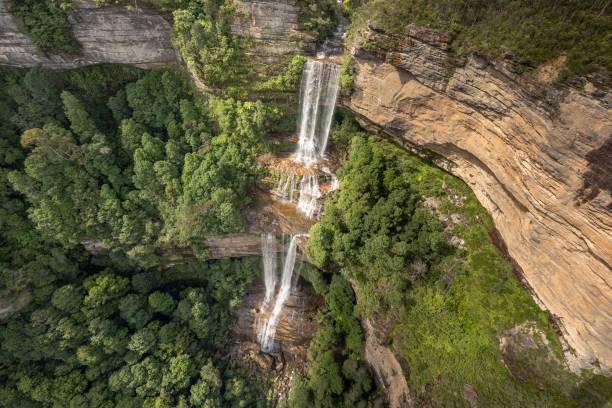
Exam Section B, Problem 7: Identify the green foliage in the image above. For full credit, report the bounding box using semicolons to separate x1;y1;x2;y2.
309;122;612;406
255;56;307;93
339;55;354;96
298;0;338;43
0;256;261;407
350;0;612;82
10;0;80;54
5;67;272;265
285;274;378;408
172;0;251;90
148;291;175;315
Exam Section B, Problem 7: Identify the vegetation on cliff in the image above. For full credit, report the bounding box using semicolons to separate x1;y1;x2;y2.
10;0;80;55
172;0;252;94
285;270;381;407
349;0;611;83
308;117;612;406
1;66;276;276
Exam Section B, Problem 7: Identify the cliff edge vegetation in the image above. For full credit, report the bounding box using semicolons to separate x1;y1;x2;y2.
348;0;611;84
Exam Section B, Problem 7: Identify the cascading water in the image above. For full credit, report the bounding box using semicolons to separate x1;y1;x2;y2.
294;61;340;167
261;233;277;305
258;235;300;352
258;60;341;353
296;174;322;218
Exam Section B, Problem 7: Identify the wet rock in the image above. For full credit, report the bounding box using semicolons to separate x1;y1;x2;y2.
233;275;323;369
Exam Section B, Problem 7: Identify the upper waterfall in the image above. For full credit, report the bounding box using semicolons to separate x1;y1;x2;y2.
294;61;340;167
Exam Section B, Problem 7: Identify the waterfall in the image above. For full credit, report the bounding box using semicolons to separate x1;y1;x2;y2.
294;61;340;167
261;233;277;305
275;173;298;202
257;61;340;353
258;235;300;352
296;174;322;218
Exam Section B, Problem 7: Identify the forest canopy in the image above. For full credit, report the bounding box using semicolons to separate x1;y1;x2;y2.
1;66;278;278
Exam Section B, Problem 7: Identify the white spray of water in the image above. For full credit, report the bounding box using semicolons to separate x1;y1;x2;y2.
297;174;322;218
275;173;297;202
261;233;277;305
294;61;340;167
258;235;300;352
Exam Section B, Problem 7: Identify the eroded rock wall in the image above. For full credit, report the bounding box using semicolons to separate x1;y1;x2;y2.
343;24;612;372
231;0;315;74
0;0;178;68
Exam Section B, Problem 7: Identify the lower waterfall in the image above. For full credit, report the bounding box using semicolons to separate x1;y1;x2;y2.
258;235;299;352
261;233;278;305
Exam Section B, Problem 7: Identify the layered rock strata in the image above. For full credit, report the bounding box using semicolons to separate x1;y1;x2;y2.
0;0;178;68
231;0;315;75
343;23;612;372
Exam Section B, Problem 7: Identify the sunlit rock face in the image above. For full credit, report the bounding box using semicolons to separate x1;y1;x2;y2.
343;23;612;372
0;0;177;68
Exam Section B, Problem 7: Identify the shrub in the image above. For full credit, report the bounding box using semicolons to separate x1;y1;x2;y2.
11;0;80;55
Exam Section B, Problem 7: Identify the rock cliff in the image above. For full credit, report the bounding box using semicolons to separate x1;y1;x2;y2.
231;0;315;74
342;23;612;372
0;0;178;68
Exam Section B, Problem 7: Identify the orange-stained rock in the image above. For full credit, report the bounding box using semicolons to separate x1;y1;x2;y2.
343;23;612;373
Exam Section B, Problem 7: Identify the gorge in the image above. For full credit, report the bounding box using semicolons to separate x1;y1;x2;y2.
0;0;610;407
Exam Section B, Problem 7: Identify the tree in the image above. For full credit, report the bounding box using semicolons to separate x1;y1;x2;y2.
119;294;153;329
128;327;157;356
51;284;83;313
189;361;222;407
148;292;175;315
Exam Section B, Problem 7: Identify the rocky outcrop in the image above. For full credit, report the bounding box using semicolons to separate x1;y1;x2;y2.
0;0;178;68
231;0;315;74
343;23;612;372
363;319;413;408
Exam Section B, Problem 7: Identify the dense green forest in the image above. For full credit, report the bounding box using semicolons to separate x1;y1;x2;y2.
0;256;268;407
0;65;278;278
0;66;276;406
308;118;612;406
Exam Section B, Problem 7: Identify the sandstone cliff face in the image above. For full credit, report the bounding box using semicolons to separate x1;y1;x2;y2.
231;0;315;74
0;0;178;68
343;24;612;372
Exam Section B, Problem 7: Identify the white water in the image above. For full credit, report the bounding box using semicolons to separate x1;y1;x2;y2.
294;61;340;167
258;62;341;352
275;173;297;202
322;165;340;192
291;60;340;219
258;235;300;352
261;233;277;305
296;174;322;218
